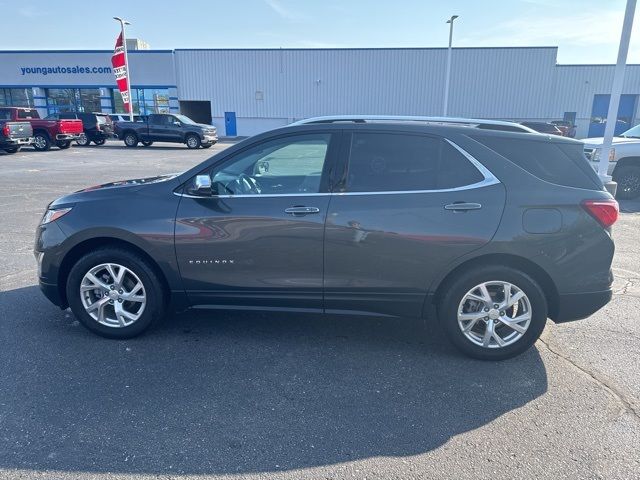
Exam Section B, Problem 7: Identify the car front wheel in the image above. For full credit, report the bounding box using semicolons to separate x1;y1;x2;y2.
186;134;201;149
438;265;547;360
33;133;51;151
614;165;640;199
76;133;90;146
66;248;166;339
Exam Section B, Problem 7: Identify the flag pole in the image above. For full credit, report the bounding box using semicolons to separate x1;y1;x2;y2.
114;17;133;121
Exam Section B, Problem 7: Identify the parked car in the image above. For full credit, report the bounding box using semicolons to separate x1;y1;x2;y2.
520;121;564;136
109;114;144;123
114;113;218;149
551;120;577;138
47;112;114;146
0;108;34;153
0;107;83;151
35;116;617;360
583;123;640;199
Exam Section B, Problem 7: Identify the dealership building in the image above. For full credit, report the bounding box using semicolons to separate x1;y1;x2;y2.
1;46;640;138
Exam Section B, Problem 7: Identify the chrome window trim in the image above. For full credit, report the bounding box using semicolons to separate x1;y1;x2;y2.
174;139;500;199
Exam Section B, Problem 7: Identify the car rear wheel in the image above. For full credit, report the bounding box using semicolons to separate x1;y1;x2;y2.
93;138;106;146
186;134;201;149
66;248;166;339
75;133;90;146
124;133;138;148
614;165;640;199
141;141;153;147
56;141;71;149
33;133;51;151
438;265;547;360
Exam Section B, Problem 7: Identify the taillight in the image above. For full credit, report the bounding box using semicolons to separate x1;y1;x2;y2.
582;199;619;228
2;124;9;137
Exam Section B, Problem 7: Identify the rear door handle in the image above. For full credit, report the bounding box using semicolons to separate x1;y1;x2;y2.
444;202;482;211
284;206;320;215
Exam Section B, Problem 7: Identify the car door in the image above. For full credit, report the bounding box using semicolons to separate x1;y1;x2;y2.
174;131;340;310
323;130;506;318
147;114;168;141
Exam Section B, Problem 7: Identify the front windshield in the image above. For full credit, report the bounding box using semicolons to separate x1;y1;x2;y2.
621;124;640;138
174;114;197;125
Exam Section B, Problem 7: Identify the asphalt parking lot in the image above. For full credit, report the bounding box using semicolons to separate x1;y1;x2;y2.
1;142;639;480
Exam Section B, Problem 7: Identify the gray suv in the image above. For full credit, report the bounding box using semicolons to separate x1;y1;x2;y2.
35;116;617;360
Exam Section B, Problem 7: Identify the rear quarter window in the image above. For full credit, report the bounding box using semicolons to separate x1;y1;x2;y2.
472;135;602;190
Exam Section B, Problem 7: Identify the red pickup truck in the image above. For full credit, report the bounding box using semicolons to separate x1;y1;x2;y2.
0;107;83;151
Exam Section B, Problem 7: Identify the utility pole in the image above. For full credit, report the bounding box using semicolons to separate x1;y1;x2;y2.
599;0;636;195
443;15;459;116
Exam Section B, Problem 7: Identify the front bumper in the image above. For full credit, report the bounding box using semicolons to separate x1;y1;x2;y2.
551;289;613;323
39;279;66;308
203;134;218;144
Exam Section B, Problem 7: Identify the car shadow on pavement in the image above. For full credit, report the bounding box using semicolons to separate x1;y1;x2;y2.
619;199;640;213
1;285;548;476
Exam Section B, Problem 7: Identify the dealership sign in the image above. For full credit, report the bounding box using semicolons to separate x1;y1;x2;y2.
111;33;131;112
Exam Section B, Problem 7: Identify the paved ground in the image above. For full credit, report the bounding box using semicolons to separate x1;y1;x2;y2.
1;142;639;480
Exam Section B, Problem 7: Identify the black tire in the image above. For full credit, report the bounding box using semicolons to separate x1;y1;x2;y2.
124;132;138;148
3;147;19;154
186;134;201;149
75;133;90;146
66;248;166;339
93;138;106;146
141;141;154;147
56;141;71;149
438;265;548;361
33;132;51;151
613;165;640;199
201;143;213;149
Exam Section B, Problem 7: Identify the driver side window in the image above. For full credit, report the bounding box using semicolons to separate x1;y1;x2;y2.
209;133;332;196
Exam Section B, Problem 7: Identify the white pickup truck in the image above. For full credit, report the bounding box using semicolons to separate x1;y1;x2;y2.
583;124;640;199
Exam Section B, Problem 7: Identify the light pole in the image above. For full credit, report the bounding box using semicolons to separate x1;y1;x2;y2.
598;0;636;196
443;15;459;117
113;16;134;122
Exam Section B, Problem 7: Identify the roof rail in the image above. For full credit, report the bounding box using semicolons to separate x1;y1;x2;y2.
291;115;537;133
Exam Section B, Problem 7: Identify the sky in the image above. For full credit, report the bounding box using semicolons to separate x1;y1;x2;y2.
1;0;639;64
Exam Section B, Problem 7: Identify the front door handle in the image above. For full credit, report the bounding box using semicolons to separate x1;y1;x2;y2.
444;202;482;211
284;206;320;215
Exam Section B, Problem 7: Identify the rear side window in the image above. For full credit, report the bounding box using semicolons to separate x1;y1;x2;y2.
345;132;484;192
17;109;38;119
0;109;10;121
472;135;602;190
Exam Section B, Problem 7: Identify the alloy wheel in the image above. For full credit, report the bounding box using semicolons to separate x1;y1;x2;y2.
457;281;532;349
79;263;146;328
34;135;47;149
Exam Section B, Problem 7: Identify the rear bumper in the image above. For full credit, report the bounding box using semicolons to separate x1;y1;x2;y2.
551;289;612;323
56;133;82;141
2;136;34;146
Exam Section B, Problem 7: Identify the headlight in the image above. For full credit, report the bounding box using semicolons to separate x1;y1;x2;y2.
41;207;72;225
592;148;601;162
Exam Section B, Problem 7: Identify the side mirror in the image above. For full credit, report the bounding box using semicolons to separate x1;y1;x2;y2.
174;121;182;126
193;174;213;195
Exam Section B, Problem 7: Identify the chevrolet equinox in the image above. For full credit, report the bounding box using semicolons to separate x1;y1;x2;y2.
35;116;618;360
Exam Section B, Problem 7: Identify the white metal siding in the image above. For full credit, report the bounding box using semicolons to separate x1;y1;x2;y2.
174;47;560;135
